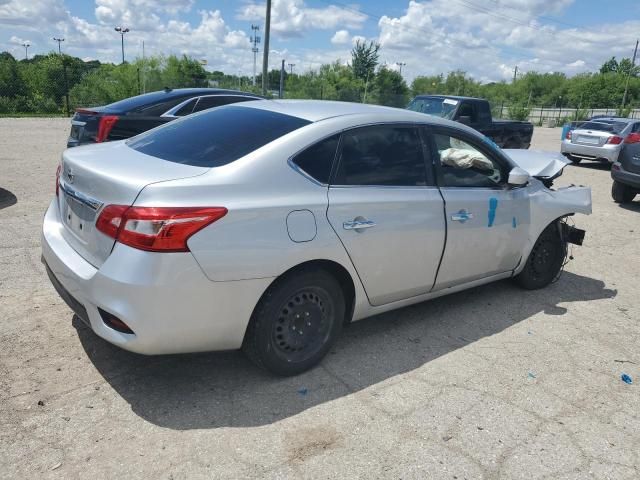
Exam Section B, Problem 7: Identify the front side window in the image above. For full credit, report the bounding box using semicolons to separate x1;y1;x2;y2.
333;125;427;187
292;134;340;184
433;132;505;188
127;106;310;167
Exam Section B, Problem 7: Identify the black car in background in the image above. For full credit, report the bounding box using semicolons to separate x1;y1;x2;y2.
611;130;640;204
67;88;263;147
407;95;534;149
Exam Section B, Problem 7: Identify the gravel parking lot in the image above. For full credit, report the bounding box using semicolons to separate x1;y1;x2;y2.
1;118;639;479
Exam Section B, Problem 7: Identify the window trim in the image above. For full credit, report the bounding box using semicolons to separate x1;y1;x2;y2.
328;122;436;188
429;126;514;190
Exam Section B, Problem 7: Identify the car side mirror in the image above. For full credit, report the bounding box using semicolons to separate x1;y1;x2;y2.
508;167;530;186
458;115;472;125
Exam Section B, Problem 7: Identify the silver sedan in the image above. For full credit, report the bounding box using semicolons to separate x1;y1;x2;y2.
561;117;640;164
42;100;592;375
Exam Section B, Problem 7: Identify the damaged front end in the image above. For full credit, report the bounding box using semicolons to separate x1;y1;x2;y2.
504;149;571;187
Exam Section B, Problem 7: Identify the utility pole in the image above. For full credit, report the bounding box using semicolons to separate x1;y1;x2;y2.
288;63;295;75
142;40;146;93
53;37;64;54
22;42;30;60
621;39;639;112
53;37;70;116
280;59;285;98
114;26;130;64
396;62;406;76
513;65;518;84
262;0;272;95
251;24;260;87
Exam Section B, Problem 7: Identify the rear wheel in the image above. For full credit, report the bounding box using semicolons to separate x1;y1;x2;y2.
612;181;636;204
242;268;345;376
515;223;566;290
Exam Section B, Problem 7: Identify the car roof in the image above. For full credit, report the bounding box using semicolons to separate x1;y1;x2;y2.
103;88;262;112
587;117;634;124
413;94;481;101
235;99;462;127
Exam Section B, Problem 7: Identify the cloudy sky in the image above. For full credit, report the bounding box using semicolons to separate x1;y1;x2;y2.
1;0;639;82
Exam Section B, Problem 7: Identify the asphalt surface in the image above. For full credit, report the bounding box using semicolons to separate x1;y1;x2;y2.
1;119;639;479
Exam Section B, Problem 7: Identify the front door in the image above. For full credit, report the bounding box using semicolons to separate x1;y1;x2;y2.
327;124;445;306
429;127;530;289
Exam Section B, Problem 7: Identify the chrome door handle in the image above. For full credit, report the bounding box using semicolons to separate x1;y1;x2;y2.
343;219;376;230
451;210;473;222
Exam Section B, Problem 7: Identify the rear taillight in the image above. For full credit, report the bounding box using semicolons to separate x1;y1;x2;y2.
55;164;61;196
96;115;119;142
625;132;640;144
96;206;228;252
565;130;572;140
607;135;623;145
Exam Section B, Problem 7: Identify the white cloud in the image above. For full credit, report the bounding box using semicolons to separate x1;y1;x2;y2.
375;0;640;82
0;0;67;27
237;0;366;38
351;35;366;46
331;29;350;45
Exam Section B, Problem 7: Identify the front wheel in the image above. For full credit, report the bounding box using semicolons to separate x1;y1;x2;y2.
242;268;345;376
611;180;636;204
515;223;566;290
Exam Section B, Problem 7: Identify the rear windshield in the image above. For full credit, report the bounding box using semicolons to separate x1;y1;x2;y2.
127;106;310;167
579;121;627;134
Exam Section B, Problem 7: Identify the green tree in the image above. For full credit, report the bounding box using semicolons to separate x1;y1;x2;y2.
351;40;380;82
0;52;26;98
600;57;619;74
372;67;409;107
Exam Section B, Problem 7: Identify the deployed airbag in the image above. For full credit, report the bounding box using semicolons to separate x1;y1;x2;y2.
440;148;494;170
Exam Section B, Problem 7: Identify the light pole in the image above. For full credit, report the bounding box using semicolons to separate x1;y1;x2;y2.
114;26;130;64
53;37;64;54
288;63;295;75
396;62;406;76
262;0;272;95
22;42;30;60
251;24;260;87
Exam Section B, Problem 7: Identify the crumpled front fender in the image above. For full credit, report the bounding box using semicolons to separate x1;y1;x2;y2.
515;182;592;275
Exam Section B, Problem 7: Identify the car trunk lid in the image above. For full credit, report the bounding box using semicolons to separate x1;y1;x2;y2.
570;128;612;147
57;141;208;267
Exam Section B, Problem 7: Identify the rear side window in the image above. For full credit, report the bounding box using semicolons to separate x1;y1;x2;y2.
193;95;256;113
291;134;340;184
580;121;626;134
333;125;427;186
127;106;310;167
173;98;197;116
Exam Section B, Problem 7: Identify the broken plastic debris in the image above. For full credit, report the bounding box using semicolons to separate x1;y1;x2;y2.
297;388;308;396
621;374;633;385
528;372;536;379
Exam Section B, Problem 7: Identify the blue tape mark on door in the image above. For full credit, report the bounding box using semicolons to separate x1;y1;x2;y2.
488;197;498;227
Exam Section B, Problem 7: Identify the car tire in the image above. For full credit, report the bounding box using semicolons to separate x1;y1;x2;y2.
515;222;566;290
242;268;345;376
611;181;636;204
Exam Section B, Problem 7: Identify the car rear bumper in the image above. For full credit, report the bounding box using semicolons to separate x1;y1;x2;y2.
561;140;621;163
41;199;272;354
612;164;640;189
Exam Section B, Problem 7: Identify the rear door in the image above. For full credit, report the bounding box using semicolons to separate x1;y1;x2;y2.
326;124;445;306
429;127;530;289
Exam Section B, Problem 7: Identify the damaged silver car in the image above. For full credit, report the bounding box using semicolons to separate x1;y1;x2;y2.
42;100;591;376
